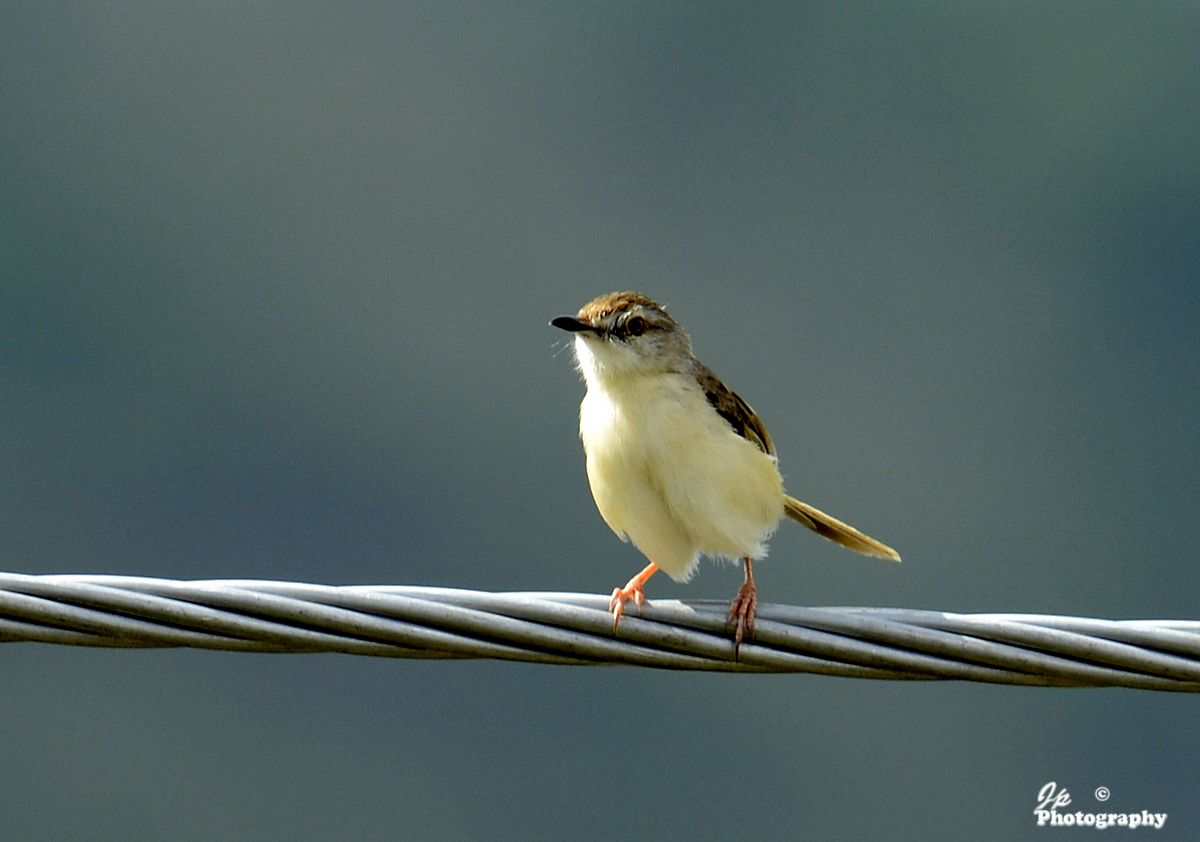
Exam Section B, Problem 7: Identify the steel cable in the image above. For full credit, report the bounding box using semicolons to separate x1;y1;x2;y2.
2;573;1198;690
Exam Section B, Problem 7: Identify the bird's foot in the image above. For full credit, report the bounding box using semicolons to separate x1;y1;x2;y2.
608;562;659;633
608;583;645;629
727;562;758;654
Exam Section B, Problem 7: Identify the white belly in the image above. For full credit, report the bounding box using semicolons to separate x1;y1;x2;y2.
579;373;785;581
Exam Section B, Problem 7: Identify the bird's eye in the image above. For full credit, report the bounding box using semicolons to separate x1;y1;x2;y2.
626;316;647;337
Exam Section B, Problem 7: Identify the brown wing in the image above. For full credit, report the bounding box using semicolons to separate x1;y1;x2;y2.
695;365;775;456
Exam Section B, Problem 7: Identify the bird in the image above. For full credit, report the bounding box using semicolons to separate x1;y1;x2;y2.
551;291;899;650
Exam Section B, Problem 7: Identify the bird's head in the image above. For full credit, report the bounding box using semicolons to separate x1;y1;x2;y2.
551;291;694;381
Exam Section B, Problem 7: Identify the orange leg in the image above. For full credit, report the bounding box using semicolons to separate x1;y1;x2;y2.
608;562;659;632
728;557;757;652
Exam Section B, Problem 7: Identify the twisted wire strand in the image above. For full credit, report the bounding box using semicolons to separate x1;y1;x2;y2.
2;572;1198;690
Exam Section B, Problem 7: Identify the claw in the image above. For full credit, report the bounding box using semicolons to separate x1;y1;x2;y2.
727;557;758;656
608;562;659;633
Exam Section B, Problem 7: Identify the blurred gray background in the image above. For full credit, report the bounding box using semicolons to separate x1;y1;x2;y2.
2;3;1198;840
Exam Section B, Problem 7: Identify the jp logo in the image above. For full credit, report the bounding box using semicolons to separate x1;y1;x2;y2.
1035;782;1072;813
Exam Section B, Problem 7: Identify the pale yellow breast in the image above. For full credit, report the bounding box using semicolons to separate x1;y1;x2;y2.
578;368;785;581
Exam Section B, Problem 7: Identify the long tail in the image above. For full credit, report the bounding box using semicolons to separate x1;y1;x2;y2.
784;495;901;561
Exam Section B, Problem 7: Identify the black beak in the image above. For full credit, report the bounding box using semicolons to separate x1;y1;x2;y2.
550;315;600;333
